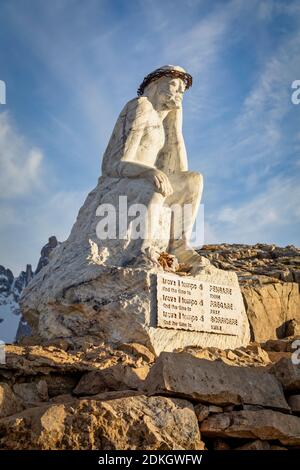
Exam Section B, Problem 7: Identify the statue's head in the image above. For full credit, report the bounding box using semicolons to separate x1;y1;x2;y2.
138;65;192;110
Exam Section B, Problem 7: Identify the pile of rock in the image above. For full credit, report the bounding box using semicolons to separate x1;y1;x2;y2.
1;339;300;450
198;244;300;284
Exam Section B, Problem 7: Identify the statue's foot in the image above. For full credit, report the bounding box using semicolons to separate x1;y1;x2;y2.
169;239;210;272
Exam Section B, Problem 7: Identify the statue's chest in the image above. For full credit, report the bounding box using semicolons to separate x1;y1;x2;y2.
144;119;165;150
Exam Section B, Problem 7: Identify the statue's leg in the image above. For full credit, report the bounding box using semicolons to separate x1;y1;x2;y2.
166;171;209;268
138;190;166;265
167;171;202;242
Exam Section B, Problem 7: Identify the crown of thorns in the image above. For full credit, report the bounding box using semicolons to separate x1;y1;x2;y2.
137;68;193;96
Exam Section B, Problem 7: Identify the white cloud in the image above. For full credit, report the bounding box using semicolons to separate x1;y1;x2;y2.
206;175;300;244
0;112;44;198
0;110;87;274
0;187;87;275
237;25;300;155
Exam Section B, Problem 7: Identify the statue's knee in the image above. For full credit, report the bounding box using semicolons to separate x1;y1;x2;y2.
186;171;203;187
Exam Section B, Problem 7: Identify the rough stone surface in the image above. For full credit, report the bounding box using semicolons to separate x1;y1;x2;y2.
73;364;148;396
0;344;152;402
145;352;289;410
182;343;270;367
270;357;300;392
194;404;210;422
287;395;300;414
262;337;299;353
1;340;300;450
242;282;300;342
0;343;151;377
286;319;300;337
0;395;204;450
200;410;300;446
198;244;300;286
13;380;48;404
0;382;23;418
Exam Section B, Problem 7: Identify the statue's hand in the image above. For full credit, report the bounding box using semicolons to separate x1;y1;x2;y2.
146;169;173;197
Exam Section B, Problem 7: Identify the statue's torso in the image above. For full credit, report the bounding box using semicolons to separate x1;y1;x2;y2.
102;97;165;174
135;120;165;167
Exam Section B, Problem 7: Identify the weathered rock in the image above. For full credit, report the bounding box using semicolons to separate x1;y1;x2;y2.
286;319;300;337
0;344;149;378
182;343;270;367
49;393;78;404
198;244;300;286
242;281;300;342
13;380;48;404
86;390;143;401
235;440;270;450
200;410;300;446
73;364;148;396
116;343;156;363
224;405;235;411
266;352;292;364
0;395;204;450
35;236;59;275
0;382;23;418
0;343;154;401
44;375;78;397
242;404;265;411
261;336;300;353
194;404;210;422
269;357;300;392
287;395;300;414
145;352;289;410
208;405;223;413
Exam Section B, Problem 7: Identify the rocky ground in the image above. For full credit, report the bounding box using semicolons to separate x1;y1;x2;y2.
0;338;300;450
0;243;300;450
198;244;300;285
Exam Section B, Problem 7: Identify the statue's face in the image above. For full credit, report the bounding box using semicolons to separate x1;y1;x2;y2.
156;76;186;110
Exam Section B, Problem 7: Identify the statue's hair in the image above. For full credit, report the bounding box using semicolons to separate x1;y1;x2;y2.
137;67;192;96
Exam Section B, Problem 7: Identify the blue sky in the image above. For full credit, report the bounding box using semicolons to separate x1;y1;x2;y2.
0;0;299;275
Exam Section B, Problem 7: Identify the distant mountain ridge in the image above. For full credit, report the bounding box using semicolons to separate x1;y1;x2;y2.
0;236;58;343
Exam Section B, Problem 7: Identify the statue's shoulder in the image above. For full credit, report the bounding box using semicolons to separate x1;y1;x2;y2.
123;96;153;115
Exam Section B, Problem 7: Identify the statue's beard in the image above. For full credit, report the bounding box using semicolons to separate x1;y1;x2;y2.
162;94;182;109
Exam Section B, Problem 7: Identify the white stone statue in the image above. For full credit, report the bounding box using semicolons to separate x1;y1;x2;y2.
101;65;207;268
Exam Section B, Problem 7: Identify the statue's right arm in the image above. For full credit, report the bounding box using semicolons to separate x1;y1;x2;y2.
102;98;155;178
101;98;173;196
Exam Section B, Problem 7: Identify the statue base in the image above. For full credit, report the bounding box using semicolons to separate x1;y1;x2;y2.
21;262;250;355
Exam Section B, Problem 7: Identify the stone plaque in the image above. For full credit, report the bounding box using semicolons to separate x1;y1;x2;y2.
157;272;241;336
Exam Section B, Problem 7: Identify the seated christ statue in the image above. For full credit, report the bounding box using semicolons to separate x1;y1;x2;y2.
101;65;207;269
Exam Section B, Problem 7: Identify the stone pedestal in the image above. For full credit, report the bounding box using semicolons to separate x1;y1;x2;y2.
21;258;250;355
